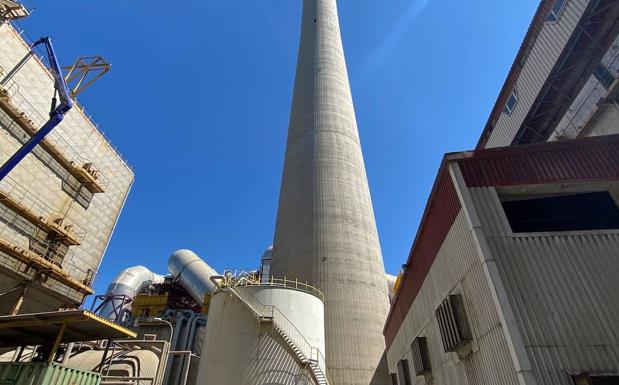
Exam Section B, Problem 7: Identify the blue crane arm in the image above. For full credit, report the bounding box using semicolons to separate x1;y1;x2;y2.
0;36;73;181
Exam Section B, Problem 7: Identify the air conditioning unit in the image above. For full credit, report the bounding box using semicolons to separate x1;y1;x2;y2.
411;337;432;376
436;294;472;354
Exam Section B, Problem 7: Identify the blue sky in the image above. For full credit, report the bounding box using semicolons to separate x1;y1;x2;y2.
19;0;538;294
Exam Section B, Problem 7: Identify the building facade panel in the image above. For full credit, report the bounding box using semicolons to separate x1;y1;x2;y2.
0;23;133;309
386;211;520;385
551;35;619;140
384;171;461;349
469;183;619;384
486;0;589;148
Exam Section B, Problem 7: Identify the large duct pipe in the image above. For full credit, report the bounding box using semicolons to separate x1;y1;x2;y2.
100;266;165;321
168;249;218;305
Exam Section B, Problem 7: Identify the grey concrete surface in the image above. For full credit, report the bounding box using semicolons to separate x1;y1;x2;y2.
271;1;391;384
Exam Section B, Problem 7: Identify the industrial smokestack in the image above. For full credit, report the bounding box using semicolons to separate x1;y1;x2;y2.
271;1;391;384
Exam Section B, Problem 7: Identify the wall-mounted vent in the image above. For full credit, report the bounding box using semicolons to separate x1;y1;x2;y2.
390;373;399;385
397;359;412;385
411;337;432;375
436;294;472;352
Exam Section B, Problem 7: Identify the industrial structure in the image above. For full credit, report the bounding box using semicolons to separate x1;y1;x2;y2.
477;0;619;148
385;1;619;384
0;1;618;385
0;10;133;314
271;0;391;384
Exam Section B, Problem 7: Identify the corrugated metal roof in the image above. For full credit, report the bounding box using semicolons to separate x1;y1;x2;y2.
0;310;136;347
461;134;619;186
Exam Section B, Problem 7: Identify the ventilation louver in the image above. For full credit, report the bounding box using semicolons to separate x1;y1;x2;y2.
397;359;412;385
436;294;472;352
411;337;432;375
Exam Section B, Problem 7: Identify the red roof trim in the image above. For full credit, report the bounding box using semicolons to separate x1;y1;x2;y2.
383;168;461;349
463;135;619;186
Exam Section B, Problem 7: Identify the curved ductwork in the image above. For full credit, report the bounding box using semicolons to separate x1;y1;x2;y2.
100;266;165;321
168;249;219;305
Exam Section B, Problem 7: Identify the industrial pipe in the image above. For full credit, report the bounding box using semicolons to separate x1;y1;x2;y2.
168;249;219;305
99;266;165;321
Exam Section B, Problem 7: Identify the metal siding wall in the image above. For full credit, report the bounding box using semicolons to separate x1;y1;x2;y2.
0;24;133;304
552;34;619;140
386;212;520;385
385;172;461;348
470;186;619;385
486;0;589;148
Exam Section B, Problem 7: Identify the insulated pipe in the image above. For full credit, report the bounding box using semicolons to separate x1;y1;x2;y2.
173;310;197;385
162;312;185;385
185;315;207;351
168;250;218;305
100;266;165;321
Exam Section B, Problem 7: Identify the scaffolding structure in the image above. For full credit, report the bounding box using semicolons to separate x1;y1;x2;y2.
0;19;134;313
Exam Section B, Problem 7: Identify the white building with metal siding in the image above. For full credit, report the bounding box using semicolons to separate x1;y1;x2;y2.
385;136;619;385
479;0;619;149
0;22;133;313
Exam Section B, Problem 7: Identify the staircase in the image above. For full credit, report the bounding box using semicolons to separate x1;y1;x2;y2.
226;287;330;385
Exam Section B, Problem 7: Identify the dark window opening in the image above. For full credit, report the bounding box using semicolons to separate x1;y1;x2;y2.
593;63;615;90
574;374;619;385
502;191;619;233
592;377;619;385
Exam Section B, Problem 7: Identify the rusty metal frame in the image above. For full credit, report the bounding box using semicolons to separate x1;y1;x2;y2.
62;56;110;98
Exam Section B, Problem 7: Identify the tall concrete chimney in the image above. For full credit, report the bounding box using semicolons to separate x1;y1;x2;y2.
271;1;391;384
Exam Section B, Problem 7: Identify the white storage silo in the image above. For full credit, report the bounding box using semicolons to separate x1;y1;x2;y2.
197;283;327;385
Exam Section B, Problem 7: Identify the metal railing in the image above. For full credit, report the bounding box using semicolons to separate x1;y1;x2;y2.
0;223;75;267
5;22;134;171
0;175;87;243
223;271;325;302
0;66;111;190
227;286;332;385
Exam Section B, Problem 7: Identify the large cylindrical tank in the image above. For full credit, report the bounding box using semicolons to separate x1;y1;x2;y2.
197;285;324;385
168;249;218;305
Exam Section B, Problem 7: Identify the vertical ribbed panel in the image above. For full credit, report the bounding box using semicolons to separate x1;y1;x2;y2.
0;362;101;385
271;1;390;384
470;186;619;384
486;0;589;148
385;212;520;385
384;171;461;348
